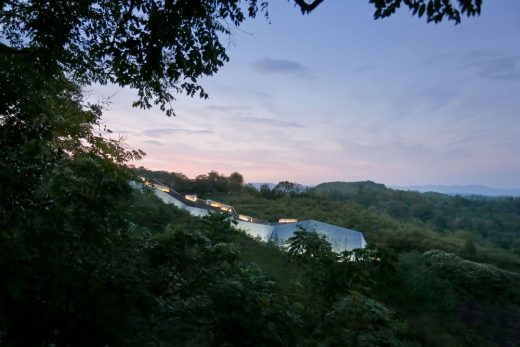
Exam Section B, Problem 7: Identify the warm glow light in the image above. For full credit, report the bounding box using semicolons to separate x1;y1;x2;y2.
185;194;198;202
278;218;298;223
239;214;253;222
207;200;222;208
155;184;170;192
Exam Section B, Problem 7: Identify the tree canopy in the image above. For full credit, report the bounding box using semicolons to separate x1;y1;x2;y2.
0;0;482;116
1;1;501;345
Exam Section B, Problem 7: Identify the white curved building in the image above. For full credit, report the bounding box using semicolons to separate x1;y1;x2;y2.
149;179;366;252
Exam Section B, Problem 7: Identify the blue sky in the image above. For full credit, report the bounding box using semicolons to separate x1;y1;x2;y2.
94;0;520;187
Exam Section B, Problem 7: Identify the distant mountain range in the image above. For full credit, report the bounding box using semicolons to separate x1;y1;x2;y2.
250;181;520;197
390;185;520;197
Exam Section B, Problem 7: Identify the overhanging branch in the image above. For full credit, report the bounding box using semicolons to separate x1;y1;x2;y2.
293;0;325;14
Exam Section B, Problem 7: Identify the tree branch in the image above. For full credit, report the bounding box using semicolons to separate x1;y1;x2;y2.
110;0;137;46
293;0;325;14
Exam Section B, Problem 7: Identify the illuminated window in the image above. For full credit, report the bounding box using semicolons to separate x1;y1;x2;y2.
157;185;170;192
208;200;222;208
239;215;253;222
278;218;298;223
185;194;198;202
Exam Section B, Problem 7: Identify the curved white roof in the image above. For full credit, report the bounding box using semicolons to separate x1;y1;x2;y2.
271;220;366;252
150;185;366;252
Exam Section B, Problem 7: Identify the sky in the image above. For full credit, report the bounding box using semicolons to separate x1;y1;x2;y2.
91;1;520;187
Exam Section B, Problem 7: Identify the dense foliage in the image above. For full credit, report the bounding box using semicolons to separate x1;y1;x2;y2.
313;181;520;252
0;174;405;346
134;166;244;194
206;181;520;268
199;177;520;346
0;0;496;346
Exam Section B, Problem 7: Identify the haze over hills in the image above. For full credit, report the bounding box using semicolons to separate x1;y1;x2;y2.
391;185;520;197
249;181;386;192
251;181;520;197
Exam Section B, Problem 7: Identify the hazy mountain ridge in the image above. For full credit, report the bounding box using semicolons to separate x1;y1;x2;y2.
392;184;520;197
251;181;520;197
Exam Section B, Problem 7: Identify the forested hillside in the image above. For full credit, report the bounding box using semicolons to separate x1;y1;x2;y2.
203;179;520;268
2;0;512;345
134;167;520;270
133;169;520;346
312;181;520;252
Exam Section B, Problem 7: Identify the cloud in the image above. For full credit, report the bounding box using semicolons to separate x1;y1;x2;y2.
142;128;214;137
205;105;252;112
336;139;472;167
461;54;520;81
233;116;304;128
143;140;164;146
252;58;308;75
478;57;520;81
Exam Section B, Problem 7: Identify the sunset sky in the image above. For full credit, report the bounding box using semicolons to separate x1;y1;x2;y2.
92;0;520;187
